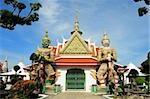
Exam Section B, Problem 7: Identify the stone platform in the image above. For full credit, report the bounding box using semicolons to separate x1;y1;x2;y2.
48;92;105;99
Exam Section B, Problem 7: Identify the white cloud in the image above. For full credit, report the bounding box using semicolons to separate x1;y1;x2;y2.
39;0;62;24
54;22;71;33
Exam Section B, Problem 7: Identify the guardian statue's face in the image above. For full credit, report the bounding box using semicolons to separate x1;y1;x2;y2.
102;39;110;47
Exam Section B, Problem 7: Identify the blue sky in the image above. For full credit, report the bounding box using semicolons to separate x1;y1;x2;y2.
0;0;149;69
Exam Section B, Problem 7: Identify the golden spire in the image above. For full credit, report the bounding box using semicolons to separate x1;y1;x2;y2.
74;5;79;31
71;0;82;35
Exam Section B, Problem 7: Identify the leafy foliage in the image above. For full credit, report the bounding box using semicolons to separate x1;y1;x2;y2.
10;75;22;84
13;65;20;73
0;0;42;30
8;80;39;99
134;0;150;5
0;78;6;90
133;0;150;16
135;77;145;85
141;51;150;74
138;7;149;16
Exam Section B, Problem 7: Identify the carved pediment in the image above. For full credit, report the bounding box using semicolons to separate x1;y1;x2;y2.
60;32;91;54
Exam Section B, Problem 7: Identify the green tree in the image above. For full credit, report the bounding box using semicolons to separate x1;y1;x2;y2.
133;0;150;16
135;77;145;85
0;0;42;30
13;65;20;73
141;51;150;74
140;52;150;92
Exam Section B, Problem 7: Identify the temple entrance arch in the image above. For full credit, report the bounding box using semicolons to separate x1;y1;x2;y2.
66;68;85;90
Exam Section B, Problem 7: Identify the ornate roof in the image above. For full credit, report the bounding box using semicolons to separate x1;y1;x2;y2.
71;15;82;35
60;31;92;54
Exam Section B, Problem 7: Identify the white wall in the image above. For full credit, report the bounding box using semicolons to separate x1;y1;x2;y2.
55;68;67;91
85;68;97;92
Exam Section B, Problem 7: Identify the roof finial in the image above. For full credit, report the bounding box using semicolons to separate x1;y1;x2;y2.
74;0;79;32
71;0;82;35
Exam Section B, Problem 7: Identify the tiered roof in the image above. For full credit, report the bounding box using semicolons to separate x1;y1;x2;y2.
51;15;99;65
